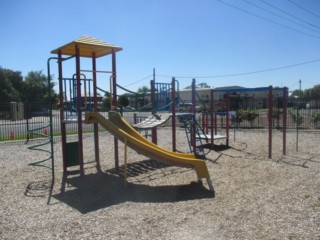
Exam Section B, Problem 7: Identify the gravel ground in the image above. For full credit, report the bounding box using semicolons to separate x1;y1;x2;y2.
0;127;320;240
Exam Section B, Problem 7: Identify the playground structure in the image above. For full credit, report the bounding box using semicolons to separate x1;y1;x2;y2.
25;35;290;195
49;36;122;176
134;79;289;159
133;77;228;156
38;36;214;191
210;86;288;159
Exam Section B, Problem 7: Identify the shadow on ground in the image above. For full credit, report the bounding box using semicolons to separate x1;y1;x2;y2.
53;160;214;214
202;143;231;152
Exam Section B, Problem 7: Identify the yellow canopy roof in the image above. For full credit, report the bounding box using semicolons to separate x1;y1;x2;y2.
51;36;122;58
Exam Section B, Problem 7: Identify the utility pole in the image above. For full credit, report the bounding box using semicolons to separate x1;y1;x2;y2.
299;79;302;96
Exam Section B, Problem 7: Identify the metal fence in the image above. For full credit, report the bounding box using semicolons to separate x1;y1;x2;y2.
1;98;320;142
0;102;131;142
196;97;320;130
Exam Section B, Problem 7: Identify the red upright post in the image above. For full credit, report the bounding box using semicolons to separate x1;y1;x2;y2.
210;90;214;148
75;45;84;176
171;78;176;151
92;52;100;168
58;50;67;173
268;86;273;159
226;94;230;146
112;51;119;170
150;77;157;144
282;87;287;155
191;79;196;152
202;112;205;132
205;112;209;134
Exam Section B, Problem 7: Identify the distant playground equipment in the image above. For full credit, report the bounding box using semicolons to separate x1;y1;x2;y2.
211;86;288;159
133;77;228;157
133;77;289;159
62;74;94;119
31;36;214;192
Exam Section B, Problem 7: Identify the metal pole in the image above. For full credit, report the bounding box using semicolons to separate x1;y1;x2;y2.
47;58;55;181
151;76;157;144
268;86;272;159
92;52;100;168
226;94;230;146
192;79;196;153
210;90;214;148
58;50;68;173
299;79;301;93
171;77;176;152
296;102;299;151
124;138;128;187
282;87;287;155
112;51;119;170
76;45;84;176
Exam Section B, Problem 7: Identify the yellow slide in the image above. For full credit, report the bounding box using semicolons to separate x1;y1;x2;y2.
85;111;214;192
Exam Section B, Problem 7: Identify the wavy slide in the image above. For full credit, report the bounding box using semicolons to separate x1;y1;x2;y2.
85;111;214;192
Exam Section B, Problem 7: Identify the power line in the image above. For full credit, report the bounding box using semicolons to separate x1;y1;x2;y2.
156;58;320;79
288;0;320;20
243;0;320;35
124;74;153;88
217;0;320;40
261;0;320;30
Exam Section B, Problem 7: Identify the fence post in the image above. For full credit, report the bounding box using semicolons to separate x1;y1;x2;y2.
282;87;287;155
268;86;273;159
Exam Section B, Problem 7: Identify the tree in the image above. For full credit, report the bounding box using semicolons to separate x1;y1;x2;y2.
118;94;129;107
137;86;150;108
137;86;150;94
290;89;304;98
309;84;320;99
4;68;24;94
272;107;282;128
101;97;111;111
311;113;320;129
237;109;258;127
0;67;22;101
22;71;57;103
291;84;320;99
290;110;303;127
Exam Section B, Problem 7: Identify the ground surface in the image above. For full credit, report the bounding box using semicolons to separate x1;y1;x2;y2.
0;128;319;239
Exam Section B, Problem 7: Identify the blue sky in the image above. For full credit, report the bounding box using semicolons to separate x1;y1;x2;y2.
1;0;320;94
